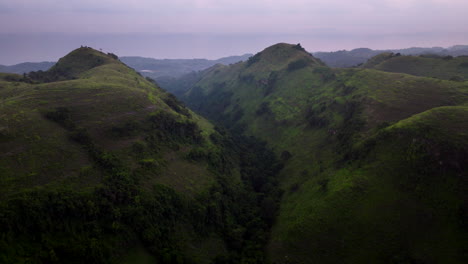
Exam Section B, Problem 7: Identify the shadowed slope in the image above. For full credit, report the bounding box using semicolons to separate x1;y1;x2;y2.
182;43;468;264
0;47;283;264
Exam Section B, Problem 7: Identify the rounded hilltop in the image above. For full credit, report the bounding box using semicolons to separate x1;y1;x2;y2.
46;46;121;80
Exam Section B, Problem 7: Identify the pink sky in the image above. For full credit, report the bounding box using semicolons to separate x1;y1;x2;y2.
1;0;467;64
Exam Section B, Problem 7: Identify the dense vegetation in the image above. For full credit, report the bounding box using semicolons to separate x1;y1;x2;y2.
0;48;282;263
2;43;468;264
179;43;468;264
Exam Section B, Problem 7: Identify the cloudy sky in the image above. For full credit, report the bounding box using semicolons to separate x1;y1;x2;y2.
1;0;467;64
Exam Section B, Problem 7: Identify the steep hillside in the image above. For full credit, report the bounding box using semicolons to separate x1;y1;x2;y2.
182;43;468;264
0;47;281;263
362;53;468;81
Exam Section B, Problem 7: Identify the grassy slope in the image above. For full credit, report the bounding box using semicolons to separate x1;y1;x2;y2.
183;43;468;263
0;48;234;263
362;53;468;81
0;49;216;198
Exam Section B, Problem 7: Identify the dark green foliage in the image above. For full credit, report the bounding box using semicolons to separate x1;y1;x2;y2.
459;62;468;68
145;76;157;83
1;46;285;264
177;43;468;264
185;86;233;124
255;102;272;116
111;121;141;137
305;108;329;128
45;107;75;129
163;93;191;117
3;74;24;82
239;74;254;83
246;53;261;67
107;53;118;60
0;117;188;262
317;178;330;192
69;128;93;145
340;84;356;95
293;43;306;52
230;108;244;123
147;112;202;144
0;173;187;264
450;75;464;82
287;59;309;72
263;71;278;96
186;147;207;161
202;133;283;260
313;66;336;81
280;150;292;161
334;101;366;158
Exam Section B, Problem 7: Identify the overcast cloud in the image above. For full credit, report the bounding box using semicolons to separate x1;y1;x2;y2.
1;0;467;64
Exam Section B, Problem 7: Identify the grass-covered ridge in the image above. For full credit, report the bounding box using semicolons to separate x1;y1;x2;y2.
0;47;283;263
180;43;468;264
362;52;468;81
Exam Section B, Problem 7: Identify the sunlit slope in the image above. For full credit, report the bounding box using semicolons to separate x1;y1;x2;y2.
183;43;468;263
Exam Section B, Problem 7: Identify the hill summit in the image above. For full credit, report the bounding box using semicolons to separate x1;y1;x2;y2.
178;42;468;264
0;47;283;263
244;43;324;72
27;47;120;82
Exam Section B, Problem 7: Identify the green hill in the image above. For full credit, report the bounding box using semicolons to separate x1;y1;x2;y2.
314;45;468;68
182;43;468;264
0;47;282;263
362;53;468;81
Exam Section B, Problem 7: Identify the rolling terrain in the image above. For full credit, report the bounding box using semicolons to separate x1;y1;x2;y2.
2;43;467;264
314;45;468;67
0;47;281;263
180;43;468;264
361;52;468;81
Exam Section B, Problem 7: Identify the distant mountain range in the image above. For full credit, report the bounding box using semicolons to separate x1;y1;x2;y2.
0;54;253;83
3;45;468;76
313;45;468;67
120;54;253;79
0;61;55;75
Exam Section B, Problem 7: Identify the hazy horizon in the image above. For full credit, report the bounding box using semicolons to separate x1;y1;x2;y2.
1;0;468;65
